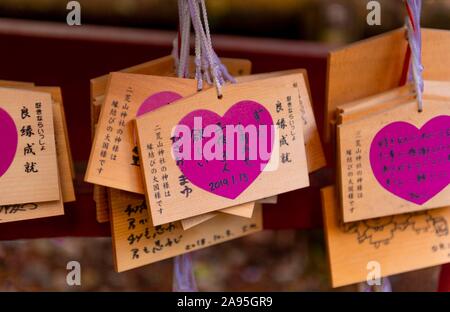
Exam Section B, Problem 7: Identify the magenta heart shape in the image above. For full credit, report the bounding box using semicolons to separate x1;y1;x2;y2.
172;100;274;199
0;107;18;178
137;91;183;117
369;115;450;205
134;91;183;145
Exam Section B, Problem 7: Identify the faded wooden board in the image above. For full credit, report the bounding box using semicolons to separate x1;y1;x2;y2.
321;185;450;288
109;188;262;272
181;201;256;230
136;73;310;225
0;87;60;205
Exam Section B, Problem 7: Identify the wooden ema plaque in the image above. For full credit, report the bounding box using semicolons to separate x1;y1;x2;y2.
109;188;262;272
0;85;70;222
91;73;259;224
325;28;450;147
136;73;310;225
89;56;253;225
89;74;256;225
322;185;450;288
86;74;198;193
4;83;75;204
336;81;450;222
179;69;326;229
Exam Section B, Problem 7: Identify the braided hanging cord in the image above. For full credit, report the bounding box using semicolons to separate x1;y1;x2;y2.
405;0;424;112
173;0;235;96
171;0;237;292
173;253;198;292
171;0;198;293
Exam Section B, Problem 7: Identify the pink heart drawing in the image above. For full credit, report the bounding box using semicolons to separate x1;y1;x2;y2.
134;91;183;145
172;100;274;199
137;91;183;117
369;115;450;205
0;107;18;178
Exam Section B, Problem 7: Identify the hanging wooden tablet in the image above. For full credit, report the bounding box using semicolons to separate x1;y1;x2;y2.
335;81;450;124
136;73;310;225
322;185;450;288
176;65;329;230
179;67;327;230
337;82;450;222
0;87;64;222
4;84;76;204
0;87;60;204
89;56;253;224
0;82;74;222
87;73;255;224
325;27;450;146
109;188;262;272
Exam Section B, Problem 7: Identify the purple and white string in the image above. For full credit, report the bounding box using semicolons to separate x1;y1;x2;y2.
173;253;198;292
171;1;197;293
172;0;235;96
171;1;198;288
405;0;424;112
172;0;236;292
